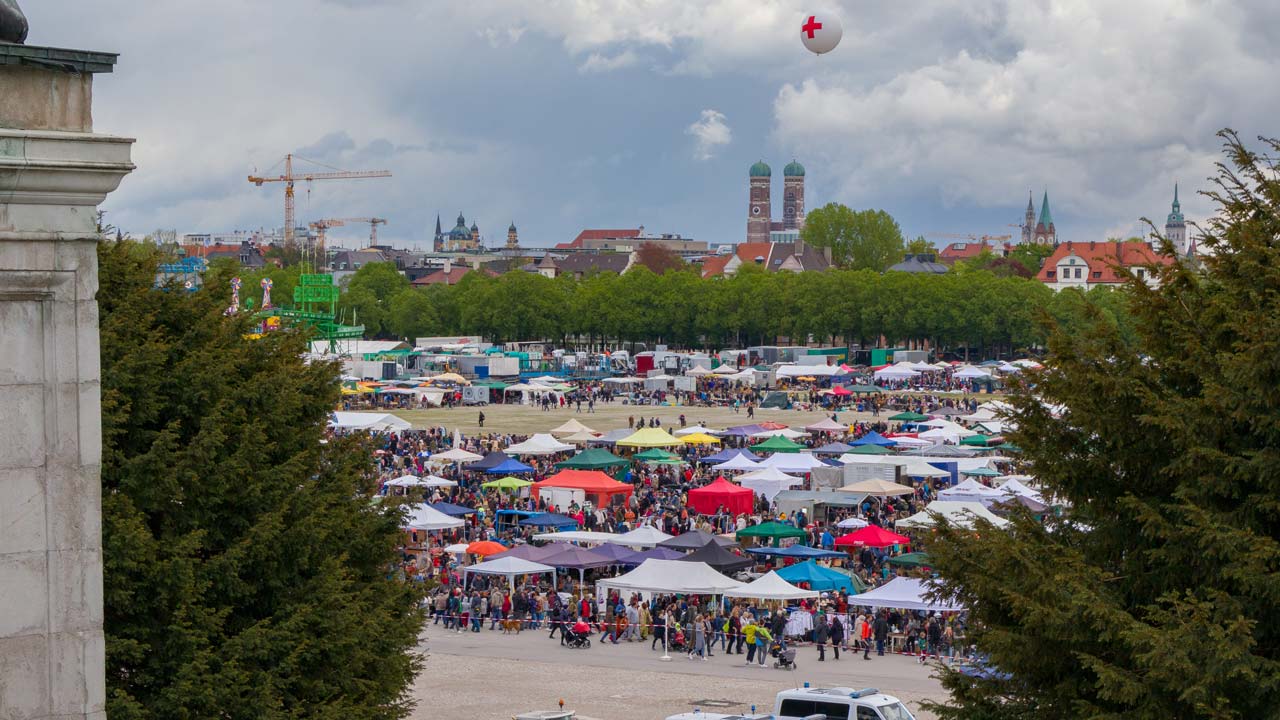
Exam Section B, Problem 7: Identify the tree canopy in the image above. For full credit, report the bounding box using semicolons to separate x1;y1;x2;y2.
800;202;905;271
99;242;424;720
925;131;1280;719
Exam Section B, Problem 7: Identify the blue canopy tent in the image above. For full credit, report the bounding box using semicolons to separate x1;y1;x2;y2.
484;457;537;474
774;559;858;593
718;424;765;437
429;502;476;517
699;447;762;464
850;430;897;447
493;509;538;533
465;450;509;472
747;545;847;560
518;512;579;529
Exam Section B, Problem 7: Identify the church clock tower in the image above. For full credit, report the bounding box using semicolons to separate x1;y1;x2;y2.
747;160;772;243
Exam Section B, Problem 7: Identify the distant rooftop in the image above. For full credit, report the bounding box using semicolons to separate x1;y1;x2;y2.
0;43;118;74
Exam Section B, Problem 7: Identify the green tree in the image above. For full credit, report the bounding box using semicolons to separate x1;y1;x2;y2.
98;241;424;720
634;242;687;274
905;235;934;256
800;203;905;271
1009;242;1055;275
925;131;1280;719
387;287;437;340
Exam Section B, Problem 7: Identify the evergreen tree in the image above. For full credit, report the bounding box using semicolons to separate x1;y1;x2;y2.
98;242;425;720
925;131;1280;718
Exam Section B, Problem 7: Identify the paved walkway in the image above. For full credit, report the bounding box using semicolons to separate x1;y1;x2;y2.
413;623;948;720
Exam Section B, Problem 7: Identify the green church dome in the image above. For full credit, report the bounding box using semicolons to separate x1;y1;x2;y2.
784;159;805;177
749;160;772;178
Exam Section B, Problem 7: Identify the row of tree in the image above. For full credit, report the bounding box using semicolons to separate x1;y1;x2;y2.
210;256;1137;357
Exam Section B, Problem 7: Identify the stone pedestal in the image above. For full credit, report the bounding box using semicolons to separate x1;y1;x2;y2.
0;43;133;720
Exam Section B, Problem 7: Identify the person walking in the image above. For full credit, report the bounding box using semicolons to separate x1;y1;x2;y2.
861;613;874;660
814;613;830;661
754;623;773;667
829;614;844;660
743;617;759;666
690;614;707;661
729;607;744;654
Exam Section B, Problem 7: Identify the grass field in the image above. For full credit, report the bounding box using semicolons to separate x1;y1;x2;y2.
390;401;885;435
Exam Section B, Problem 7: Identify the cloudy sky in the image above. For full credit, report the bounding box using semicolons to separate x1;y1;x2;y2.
27;0;1280;250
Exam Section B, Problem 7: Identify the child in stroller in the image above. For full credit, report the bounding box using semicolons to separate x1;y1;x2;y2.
666;621;689;653
564;618;592;649
771;640;798;670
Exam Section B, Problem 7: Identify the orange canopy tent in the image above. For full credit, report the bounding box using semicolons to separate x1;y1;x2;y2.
687;476;754;516
466;540;509;556
532;469;635;504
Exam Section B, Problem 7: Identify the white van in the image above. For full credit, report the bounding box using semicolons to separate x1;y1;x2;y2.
665;687;916;720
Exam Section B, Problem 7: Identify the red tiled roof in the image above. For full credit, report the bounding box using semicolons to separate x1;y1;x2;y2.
699;255;731;278
939;241;994;262
412;267;498;286
558;228;642;250
1036;241;1172;284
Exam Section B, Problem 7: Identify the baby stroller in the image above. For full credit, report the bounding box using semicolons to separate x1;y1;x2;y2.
771;641;798;670
666;625;689;653
564;628;592;649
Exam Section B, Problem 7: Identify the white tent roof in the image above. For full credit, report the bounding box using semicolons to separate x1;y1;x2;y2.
711;455;762;472
602;376;645;384
997;478;1044;502
505;433;575;456
330;412;412;432
724;571;818;600
738;466;802;482
896;501;1010;530
712;364;740;375
938;479;1006;504
598;559;744;594
750;427;807;439
674;424;714;437
532;530;618;544
758;452;826;473
686;365;714;376
953;366;992;379
836;516;870;529
463;556;555;577
443;543;471;554
563;430;602;444
884;436;933;448
851;577;962;612
874;367;920;379
385;474;457;488
550;419;597;436
776;364;842;378
837;455;950;478
604;525;674;549
739;476;804;502
402;503;465;531
428;448;484;464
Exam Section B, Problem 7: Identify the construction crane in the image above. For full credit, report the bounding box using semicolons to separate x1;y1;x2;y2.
309;217;389;248
247;154;391;249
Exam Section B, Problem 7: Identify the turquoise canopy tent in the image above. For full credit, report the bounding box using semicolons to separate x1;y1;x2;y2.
774;560;858;593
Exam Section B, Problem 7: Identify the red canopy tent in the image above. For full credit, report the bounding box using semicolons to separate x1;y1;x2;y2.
532;470;634;504
833;525;910;548
687;476;754;516
829;386;853;397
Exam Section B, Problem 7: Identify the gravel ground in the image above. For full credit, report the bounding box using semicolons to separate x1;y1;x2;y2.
411;625;946;720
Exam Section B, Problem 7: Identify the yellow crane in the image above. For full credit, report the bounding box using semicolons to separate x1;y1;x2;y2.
247;154;391;248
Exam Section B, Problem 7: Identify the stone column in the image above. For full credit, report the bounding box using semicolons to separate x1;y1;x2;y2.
0;43;133;720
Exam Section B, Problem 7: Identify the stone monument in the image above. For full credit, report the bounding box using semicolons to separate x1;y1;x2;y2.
0;25;134;720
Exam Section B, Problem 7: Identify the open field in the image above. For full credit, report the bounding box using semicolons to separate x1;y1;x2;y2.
412;624;945;720
391;402;885;436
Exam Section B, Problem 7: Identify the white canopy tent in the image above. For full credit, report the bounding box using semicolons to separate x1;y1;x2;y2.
776;364;843;378
604;525;674;549
836;516;870;529
896;501;1010;530
804;418;849;433
686;365;714;376
550;419;597;436
750;427;808;440
401;503;465;531
724;571;818;600
850;577;962;612
712;364;740;375
953;366;992;379
838;479;915;497
597;559;744;595
997;478;1044;503
532;530;619;544
938;479;1007;505
883;436;933;448
737;467;804;501
385;474;457;489
505;433;575;456
837;455;951;479
711;455;762;472
330;412;412;432
674;424;715;437
758;452;827;474
428;447;484;464
463;556;556;593
873;367;920;381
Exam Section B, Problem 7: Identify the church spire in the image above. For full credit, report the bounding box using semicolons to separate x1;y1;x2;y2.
1026;191;1035;215
1038;190;1054;227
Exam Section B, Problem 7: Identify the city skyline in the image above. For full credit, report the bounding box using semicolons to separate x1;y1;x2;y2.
26;1;1279;249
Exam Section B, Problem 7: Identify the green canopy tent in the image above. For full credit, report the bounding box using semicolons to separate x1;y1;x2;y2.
960;433;996;447
961;467;1002;478
633;448;685;465
886;551;933;568
846;384;883;395
749;436;806;454
481;476;534;491
845;444;893;456
995;442;1022;453
555;448;628;470
888;411;930;422
823;565;870;593
736;520;807;547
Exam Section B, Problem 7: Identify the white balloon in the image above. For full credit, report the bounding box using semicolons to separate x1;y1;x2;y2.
800;12;843;55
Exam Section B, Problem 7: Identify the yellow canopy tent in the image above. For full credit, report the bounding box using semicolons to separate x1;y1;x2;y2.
616;428;684;448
